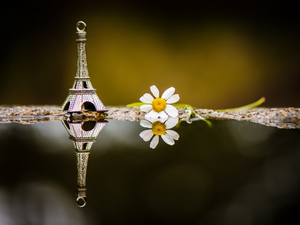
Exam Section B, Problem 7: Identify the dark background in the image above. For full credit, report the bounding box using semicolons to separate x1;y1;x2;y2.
1;0;299;108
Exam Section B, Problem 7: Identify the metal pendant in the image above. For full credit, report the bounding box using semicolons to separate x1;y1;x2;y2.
62;119;107;207
62;21;107;113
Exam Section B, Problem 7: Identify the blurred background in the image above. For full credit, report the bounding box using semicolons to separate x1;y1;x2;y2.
1;0;299;108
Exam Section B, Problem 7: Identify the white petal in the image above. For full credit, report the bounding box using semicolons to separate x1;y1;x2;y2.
146;117;166;124
165;117;179;129
145;110;160;118
161;134;175;146
139;130;153;142
166;130;179;140
159;117;168;123
145;117;159;123
150;85;159;98
139;93;154;103
161;87;175;99
150;135;159;149
165;105;178;117
158;111;168;118
140;104;152;112
140;120;152;128
166;94;180;104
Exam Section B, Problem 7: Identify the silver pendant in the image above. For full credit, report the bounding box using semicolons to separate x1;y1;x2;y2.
62;21;107;113
62;119;107;207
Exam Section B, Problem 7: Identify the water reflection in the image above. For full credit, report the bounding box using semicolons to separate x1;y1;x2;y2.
62;119;107;207
8;181;87;225
139;117;179;149
1;118;300;224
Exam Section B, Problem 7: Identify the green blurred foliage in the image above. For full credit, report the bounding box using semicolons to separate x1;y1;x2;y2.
1;1;300;108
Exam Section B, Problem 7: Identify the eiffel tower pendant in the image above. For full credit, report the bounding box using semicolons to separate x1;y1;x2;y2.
62;119;107;207
62;21;107;113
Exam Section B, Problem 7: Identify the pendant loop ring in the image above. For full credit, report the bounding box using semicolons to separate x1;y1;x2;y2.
76;21;87;32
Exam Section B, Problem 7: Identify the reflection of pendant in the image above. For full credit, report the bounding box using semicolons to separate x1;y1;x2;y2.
62;21;107;113
76;151;89;207
62;119;107;207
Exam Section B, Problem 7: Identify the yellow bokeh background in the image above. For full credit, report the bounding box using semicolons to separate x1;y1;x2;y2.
1;4;299;108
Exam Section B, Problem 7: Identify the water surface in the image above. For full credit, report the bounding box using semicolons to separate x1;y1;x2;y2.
0;119;300;225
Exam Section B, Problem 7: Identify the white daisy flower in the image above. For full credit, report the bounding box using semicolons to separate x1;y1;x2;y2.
139;117;180;149
139;85;180;118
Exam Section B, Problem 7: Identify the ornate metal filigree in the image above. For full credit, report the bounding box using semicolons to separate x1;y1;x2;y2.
62;119;107;207
62;21;107;113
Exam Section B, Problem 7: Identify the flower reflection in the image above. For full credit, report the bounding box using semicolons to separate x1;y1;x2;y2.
139;117;179;149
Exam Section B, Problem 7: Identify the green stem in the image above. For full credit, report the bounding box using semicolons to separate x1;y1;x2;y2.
127;102;149;108
185;105;212;127
216;97;265;112
173;103;193;108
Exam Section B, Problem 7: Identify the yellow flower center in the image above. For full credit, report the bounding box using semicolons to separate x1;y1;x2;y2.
152;121;167;136
152;98;167;112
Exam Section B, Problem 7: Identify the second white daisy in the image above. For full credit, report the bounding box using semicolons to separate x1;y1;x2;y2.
139;85;180;118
